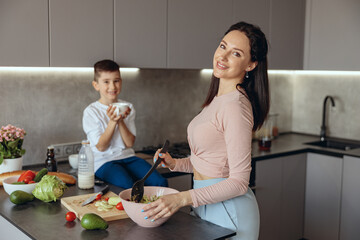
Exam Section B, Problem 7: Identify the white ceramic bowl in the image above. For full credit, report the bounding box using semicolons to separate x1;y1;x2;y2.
119;186;179;228
68;154;78;169
3;175;38;195
112;102;130;116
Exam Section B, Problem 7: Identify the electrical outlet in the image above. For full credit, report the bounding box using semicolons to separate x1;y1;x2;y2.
51;141;81;159
64;145;73;155
53;145;64;158
74;144;82;154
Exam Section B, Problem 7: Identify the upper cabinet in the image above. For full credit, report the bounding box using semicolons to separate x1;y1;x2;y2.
115;0;167;68
49;0;113;67
304;0;360;70
269;0;306;69
233;0;305;70
167;0;233;69
7;0;359;70
0;0;49;66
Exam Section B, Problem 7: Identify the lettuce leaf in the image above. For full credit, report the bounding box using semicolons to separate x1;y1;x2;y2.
32;175;67;202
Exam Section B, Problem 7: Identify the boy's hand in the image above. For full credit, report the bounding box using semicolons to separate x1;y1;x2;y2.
120;107;131;120
107;106;131;122
107;105;121;122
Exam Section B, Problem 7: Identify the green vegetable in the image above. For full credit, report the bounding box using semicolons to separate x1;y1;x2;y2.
81;213;108;230
131;194;161;203
10;190;34;204
95;200;114;211
34;168;48;182
108;196;121;206
32;175;67;202
11;182;26;185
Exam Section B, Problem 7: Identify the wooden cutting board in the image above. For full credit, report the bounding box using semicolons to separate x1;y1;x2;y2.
61;191;128;221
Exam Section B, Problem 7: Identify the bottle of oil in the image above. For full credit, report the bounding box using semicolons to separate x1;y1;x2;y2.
45;146;57;172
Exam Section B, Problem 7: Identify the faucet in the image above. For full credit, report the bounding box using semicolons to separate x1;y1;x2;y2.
320;96;335;141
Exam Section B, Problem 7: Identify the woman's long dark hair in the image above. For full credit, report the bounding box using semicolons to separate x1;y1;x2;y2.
202;21;270;131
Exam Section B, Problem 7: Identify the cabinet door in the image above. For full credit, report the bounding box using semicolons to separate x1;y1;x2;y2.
256;153;306;240
304;153;342;240
167;0;233;69
232;0;270;42
280;153;306;240
256;158;282;240
304;0;360;70
0;216;31;239
340;156;360;240
0;0;49;66
269;0;306;69
50;0;113;67
115;0;167;68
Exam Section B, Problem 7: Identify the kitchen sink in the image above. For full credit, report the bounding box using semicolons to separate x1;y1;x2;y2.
305;139;360;151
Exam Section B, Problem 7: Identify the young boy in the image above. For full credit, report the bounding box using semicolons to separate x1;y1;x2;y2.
82;59;167;189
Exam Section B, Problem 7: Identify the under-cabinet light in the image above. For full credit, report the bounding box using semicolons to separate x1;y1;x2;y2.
0;67;140;73
201;69;213;74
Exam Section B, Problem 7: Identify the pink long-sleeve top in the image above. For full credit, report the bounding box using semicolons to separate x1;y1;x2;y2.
172;89;253;207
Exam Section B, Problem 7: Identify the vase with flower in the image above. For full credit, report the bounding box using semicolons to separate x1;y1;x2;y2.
0;124;26;174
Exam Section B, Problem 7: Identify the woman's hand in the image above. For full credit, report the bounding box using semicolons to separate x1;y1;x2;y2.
142;192;192;221
153;149;176;169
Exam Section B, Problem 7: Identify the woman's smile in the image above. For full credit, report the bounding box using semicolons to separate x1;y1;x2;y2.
216;61;228;70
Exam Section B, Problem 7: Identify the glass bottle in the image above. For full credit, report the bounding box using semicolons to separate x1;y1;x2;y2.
45;146;57;172
77;140;94;189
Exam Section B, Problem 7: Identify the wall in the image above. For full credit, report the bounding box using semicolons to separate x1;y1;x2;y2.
1;69;359;166
292;72;360;139
0;68;211;166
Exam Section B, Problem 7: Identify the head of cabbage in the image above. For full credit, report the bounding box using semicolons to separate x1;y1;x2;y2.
32;175;67;202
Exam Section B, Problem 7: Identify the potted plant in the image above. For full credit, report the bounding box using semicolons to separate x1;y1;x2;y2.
0;124;26;173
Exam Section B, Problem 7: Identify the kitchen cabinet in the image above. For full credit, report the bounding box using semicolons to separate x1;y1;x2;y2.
340;155;360;240
304;153;342;240
0;216;31;240
49;0;113;67
0;0;306;69
233;0;305;70
167;0;233;69
232;0;270;39
268;0;305;69
256;153;306;240
304;0;360;70
115;0;167;68
0;0;49;66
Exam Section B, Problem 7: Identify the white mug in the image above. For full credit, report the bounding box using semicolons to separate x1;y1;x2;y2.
112;102;130;116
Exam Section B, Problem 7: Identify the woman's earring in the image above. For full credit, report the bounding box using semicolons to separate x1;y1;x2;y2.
245;71;249;78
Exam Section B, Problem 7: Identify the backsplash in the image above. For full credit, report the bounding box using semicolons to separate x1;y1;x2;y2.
0;68;359;166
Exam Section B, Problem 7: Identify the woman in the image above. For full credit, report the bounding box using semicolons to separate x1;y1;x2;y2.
143;21;269;239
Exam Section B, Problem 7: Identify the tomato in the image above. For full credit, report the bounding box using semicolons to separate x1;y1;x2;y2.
116;202;124;210
23;176;33;184
104;197;109;201
18;170;36;182
95;194;102;201
65;212;76;222
28;180;36;184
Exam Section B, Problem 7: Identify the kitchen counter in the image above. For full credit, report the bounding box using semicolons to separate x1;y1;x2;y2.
251;132;360;160
0;183;235;240
2;132;360;240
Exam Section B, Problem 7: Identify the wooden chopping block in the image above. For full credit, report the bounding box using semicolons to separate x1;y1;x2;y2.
61;191;128;221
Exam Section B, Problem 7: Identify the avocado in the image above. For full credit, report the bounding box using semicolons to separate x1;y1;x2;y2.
81;213;108;230
10;190;35;205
